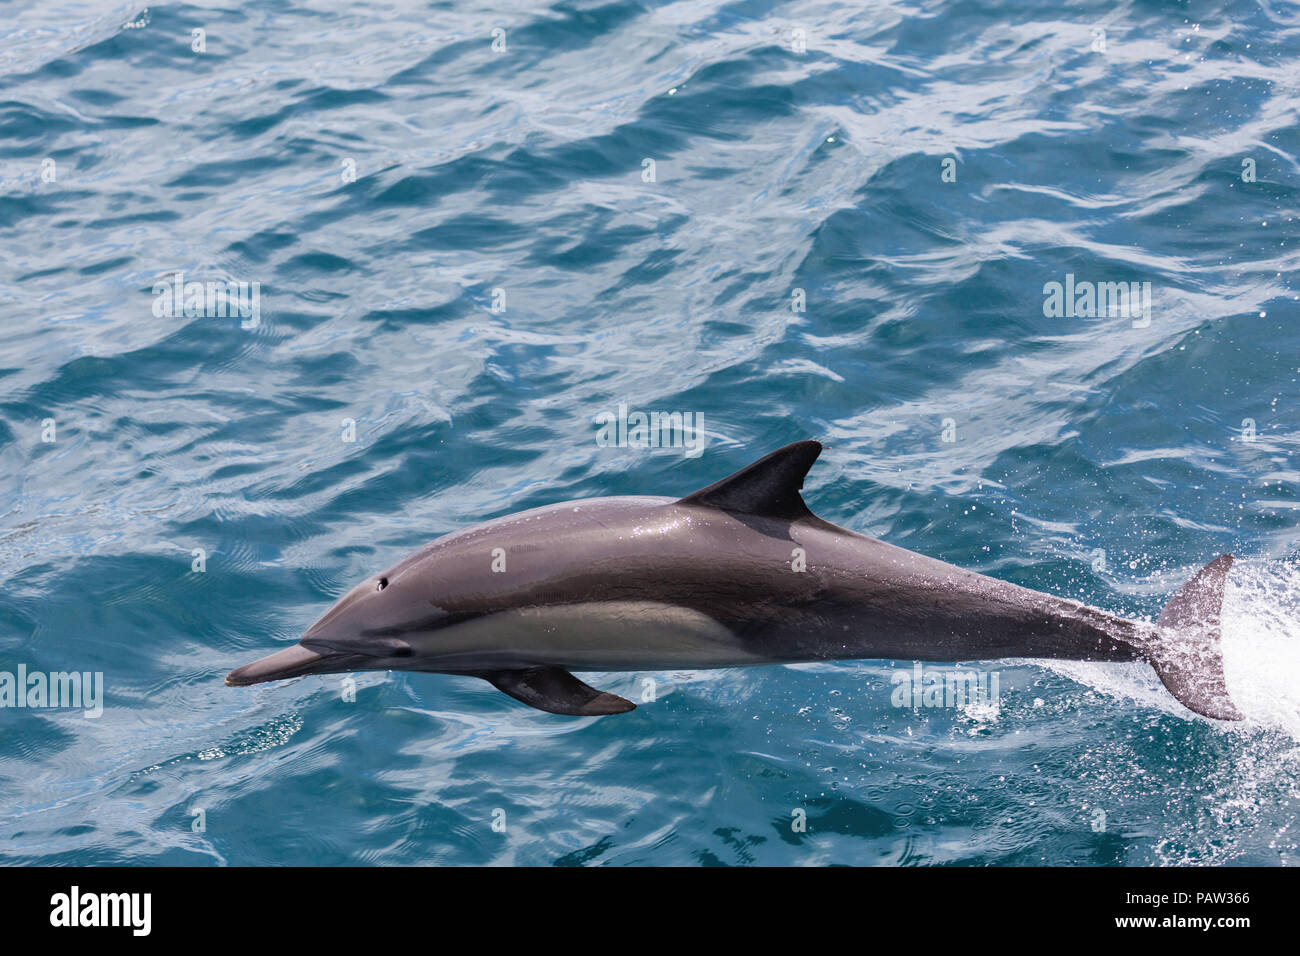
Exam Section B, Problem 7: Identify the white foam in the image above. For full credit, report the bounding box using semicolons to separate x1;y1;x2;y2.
1220;559;1300;737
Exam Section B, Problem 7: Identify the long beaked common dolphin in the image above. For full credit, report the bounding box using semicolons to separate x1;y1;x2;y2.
226;441;1242;720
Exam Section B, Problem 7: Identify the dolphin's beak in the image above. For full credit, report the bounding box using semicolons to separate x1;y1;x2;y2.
225;644;364;687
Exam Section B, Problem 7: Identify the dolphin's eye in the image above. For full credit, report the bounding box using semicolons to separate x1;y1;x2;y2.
377;577;389;592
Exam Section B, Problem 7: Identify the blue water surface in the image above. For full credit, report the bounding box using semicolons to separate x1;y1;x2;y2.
2;0;1299;866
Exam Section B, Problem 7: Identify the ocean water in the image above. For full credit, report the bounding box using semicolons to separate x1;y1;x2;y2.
2;0;1299;867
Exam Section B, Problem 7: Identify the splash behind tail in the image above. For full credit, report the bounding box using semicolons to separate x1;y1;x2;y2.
1146;554;1242;720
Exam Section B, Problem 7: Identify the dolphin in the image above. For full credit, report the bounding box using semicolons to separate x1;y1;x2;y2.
226;441;1242;720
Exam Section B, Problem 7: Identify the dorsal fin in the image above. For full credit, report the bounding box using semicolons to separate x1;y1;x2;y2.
677;440;822;519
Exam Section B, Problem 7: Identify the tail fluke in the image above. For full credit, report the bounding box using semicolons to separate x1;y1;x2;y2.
1147;554;1242;720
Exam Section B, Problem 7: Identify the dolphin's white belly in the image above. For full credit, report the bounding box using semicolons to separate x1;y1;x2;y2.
409;601;765;671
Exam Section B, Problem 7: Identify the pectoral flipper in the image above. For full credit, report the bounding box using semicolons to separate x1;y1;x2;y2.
479;667;636;716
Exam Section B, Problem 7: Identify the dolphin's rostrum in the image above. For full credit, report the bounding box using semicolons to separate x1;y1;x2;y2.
227;441;1242;721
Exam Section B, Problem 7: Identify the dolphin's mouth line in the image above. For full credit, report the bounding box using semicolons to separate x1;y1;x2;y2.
295;609;486;661
224;645;371;687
